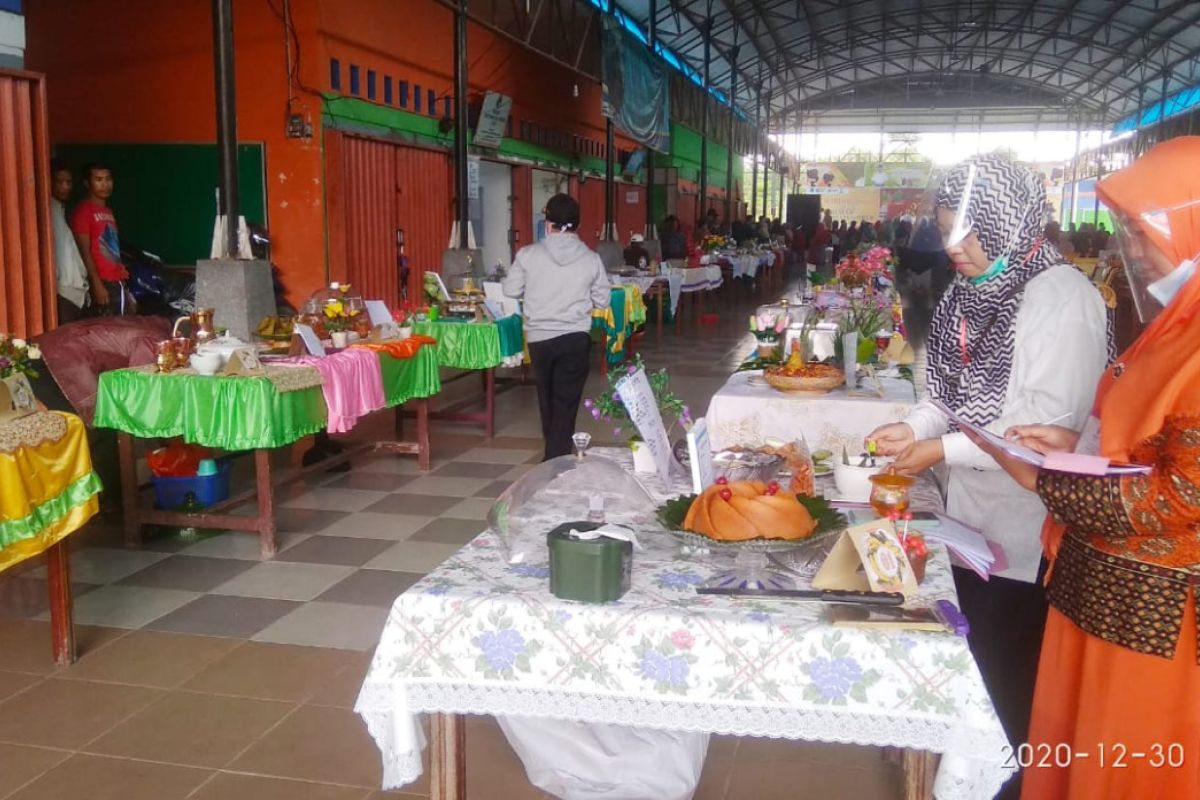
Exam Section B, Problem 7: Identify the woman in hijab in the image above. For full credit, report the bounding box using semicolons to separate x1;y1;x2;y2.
867;155;1110;767
973;138;1200;800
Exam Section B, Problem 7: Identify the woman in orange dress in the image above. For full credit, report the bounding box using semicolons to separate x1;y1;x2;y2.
974;136;1200;798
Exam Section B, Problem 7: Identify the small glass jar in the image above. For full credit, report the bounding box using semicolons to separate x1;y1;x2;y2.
869;472;914;519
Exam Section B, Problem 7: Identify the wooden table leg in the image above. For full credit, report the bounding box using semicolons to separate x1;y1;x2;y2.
416;398;432;471
656;289;663;344
902;749;939;800
483;368;496;439
46;541;75;666
116;432;140;548
600;330;608;378
675;292;684;333
430;712;467;800
254;449;279;559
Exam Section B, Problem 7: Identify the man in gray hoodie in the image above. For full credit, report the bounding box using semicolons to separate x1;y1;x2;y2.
503;193;611;460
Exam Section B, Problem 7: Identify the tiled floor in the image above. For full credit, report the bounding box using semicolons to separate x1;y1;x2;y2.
0;269;903;799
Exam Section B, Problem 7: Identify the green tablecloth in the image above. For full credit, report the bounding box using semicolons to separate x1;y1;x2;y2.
94;346;443;450
377;343;443;407
413;316;524;370
592;285;647;365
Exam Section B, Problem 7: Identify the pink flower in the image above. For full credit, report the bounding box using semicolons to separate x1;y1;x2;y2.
670;629;695;650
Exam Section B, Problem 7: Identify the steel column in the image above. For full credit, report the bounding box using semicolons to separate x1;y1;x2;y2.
699;17;711;221
645;0;657;232
453;0;469;248
212;0;239;256
750;65;763;221
725;34;739;224
605;119;615;239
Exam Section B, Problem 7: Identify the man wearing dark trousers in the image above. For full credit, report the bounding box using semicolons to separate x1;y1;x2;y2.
503;194;611;460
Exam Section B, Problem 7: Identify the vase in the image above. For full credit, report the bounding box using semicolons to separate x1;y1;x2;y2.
330;331;349;349
630;440;656;474
756;337;780;360
397;326;413;341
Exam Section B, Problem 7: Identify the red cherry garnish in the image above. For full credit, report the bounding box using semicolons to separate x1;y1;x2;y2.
715;476;729;485
766;481;780;495
719;488;733;501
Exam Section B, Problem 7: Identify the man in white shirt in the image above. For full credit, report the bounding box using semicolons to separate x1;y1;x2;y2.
50;162;90;324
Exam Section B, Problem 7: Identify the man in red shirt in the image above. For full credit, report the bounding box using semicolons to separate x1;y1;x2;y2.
71;163;134;315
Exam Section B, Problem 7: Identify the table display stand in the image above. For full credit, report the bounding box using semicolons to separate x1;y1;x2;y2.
117;401;430;558
423;712;940;800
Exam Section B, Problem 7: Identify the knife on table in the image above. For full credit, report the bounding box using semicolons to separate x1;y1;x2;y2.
695;587;905;605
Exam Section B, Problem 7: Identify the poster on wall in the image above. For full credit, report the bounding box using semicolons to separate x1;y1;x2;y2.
467;156;481;200
473;92;512;148
600;16;670;153
801;162;932;191
818;188;883;223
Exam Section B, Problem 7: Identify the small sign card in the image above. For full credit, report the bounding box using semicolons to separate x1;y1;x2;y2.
614;367;673;484
0;374;37;423
293;323;326;357
686;417;715;494
813;518;919;601
224;348;267;376
365;300;393;327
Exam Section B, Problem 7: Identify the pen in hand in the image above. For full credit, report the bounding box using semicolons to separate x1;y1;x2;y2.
1005;412;1072;441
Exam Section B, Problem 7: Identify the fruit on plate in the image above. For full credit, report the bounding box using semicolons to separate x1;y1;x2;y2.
683;480;817;541
763;349;845;393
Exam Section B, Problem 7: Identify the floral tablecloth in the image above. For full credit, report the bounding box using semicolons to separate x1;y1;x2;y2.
1;412;101;573
356;449;1010;799
705;370;917;456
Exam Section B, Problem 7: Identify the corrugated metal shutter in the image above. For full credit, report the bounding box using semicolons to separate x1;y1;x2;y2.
616;182;644;240
0;70;55;337
577;178;606;247
331;134;452;305
394;146;452;300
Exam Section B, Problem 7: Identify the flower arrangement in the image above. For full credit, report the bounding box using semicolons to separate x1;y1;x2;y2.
322;284;360;333
585;356;688;443
392;303;417;327
0;334;41;380
700;234;726;253
836;245;895;287
749;313;788;343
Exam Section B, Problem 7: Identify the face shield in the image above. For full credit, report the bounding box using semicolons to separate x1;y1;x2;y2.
1112;199;1200;323
903;164;978;255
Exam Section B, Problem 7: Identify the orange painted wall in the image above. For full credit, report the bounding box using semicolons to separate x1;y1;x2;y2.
25;0;639;304
24;0;329;305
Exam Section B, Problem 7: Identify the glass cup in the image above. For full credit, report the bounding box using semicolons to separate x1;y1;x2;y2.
869;472;914;519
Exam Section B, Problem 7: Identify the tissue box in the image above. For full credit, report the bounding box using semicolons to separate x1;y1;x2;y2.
547;522;632;603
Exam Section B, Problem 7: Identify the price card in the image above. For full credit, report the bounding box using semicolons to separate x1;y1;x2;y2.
686;417;715;494
365;300;393;327
293;323;326;357
614;367;673;484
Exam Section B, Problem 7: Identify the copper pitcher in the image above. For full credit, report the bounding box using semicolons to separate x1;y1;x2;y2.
173;308;217;345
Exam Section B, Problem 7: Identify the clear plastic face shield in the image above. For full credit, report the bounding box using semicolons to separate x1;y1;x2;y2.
906;164;978;254
1112;199;1200;323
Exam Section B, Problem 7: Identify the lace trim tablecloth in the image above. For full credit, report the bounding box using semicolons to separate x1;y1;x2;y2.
131;362;324;394
0;411;68;455
706;370;917;456
355;447;1010;800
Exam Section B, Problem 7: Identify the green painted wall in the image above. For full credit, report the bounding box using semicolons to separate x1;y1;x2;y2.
54;143;266;265
663;122;744;193
323;94;643;179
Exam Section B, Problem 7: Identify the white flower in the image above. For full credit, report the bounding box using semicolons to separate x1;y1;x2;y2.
11;338;26;349
27;345;41;360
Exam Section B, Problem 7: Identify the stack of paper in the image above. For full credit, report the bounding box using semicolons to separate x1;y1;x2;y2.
919;516;995;579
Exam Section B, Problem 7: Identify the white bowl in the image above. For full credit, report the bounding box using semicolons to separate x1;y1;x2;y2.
833;458;893;503
189;352;222;376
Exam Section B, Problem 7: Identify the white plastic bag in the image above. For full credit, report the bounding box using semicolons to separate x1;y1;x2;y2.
497;716;709;800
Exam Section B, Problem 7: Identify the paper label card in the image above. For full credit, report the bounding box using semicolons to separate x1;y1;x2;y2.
614;367;674;484
370;322;401;341
813;519;919;601
365;300;393;327
687;417;715;494
224;348;266;376
0;374;37;423
293;323;326;357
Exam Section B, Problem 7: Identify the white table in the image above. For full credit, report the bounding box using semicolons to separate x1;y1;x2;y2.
706;371;917;456
355;448;1009;800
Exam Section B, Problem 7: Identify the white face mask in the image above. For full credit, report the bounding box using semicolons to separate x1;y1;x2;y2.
1147;258;1197;307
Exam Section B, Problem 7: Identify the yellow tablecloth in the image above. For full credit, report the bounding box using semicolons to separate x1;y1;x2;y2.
0;412;101;573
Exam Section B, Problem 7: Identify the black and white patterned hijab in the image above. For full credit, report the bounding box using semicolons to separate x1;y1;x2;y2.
926;155;1064;427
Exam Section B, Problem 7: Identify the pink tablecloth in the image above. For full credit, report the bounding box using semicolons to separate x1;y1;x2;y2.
278;349;386;433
